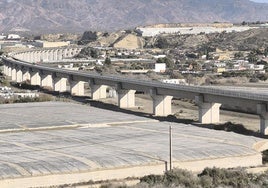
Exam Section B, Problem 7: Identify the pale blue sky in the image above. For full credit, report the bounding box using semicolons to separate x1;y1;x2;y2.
251;0;268;3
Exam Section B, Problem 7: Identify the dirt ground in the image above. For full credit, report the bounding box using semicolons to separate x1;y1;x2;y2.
98;93;260;133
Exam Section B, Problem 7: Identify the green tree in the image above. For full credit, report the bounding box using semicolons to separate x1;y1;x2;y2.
234;51;244;59
248;52;258;63
104;57;111;66
90;48;99;58
264;47;268;57
156;57;174;69
155;37;169;49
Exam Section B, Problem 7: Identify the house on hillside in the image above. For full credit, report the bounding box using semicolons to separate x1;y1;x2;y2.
7;34;21;40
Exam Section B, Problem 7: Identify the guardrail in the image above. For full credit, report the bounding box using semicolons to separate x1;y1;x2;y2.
3;56;268;102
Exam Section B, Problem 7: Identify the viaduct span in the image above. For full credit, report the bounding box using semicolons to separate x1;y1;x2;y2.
2;48;268;135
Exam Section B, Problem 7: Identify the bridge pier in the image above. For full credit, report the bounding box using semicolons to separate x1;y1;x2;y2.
150;89;173;116
22;69;30;82
195;95;221;124
11;66;17;81
7;65;12;77
53;77;67;92
16;68;23;83
30;71;41;86
70;81;85;96
117;89;136;108
90;81;107;100
257;103;268;135
41;74;53;89
3;64;8;76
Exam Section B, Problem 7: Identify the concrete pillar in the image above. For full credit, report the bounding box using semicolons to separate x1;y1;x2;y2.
25;53;30;62
70;81;85;96
48;51;53;61
58;50;63;60
22;70;30;82
90;80;107;100
117;89;136;108
3;64;8;76
43;51;48;62
53;50;58;61
63;49;68;58
8;66;12;77
41;51;46;62
257;103;268;135
22;53;26;61
195;95;221;124
30;71;41;86
150;89;173;116
41;74;53;89
11;66;17;81
53;77;67;92
30;52;34;63
35;52;39;62
34;51;41;62
16;68;23;83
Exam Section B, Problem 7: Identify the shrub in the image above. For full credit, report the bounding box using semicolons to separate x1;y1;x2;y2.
163;168;199;188
140;175;163;186
262;150;268;164
198;167;250;187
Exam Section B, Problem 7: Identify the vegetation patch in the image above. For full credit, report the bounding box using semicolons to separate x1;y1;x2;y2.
67;168;268;188
138;167;268;188
262;150;268;164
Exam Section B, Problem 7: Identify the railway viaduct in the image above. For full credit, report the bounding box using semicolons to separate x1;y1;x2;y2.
2;48;268;135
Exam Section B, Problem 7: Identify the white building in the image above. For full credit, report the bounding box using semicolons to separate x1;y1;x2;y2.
0;35;6;40
161;79;186;85
154;63;166;73
136;26;254;37
7;34;21;40
34;40;70;48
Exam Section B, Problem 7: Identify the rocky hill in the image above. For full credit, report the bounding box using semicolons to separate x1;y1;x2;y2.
150;28;268;51
0;0;268;33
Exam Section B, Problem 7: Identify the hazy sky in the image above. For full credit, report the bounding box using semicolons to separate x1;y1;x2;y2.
251;0;268;3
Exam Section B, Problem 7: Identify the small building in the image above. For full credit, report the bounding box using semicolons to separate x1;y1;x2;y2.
7;34;21;40
153;55;166;59
215;67;226;73
154;63;166;73
161;79;186;85
0;35;6;40
34;40;70;48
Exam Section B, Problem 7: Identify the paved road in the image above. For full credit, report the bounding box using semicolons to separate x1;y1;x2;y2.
0;102;265;181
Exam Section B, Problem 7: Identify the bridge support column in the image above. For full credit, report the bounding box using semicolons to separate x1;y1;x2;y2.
41;74;53;89
90;81;107;100
30;71;41;86
53;77;67;92
195;95;221;124
16;68;23;83
22;70;30;82
3;64;8;76
150;89;173;116
11;67;17;81
117;89;136;108
257;103;268;135
70;81;85;96
7;66;12;77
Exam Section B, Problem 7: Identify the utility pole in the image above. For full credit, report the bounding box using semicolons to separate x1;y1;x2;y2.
169;125;172;170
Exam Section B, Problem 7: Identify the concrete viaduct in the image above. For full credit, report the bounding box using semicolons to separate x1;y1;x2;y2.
2;48;268;135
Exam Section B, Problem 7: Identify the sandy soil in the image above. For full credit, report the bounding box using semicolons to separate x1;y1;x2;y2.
98;93;261;133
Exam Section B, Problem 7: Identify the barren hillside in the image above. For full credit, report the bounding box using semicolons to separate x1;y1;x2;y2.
0;0;267;33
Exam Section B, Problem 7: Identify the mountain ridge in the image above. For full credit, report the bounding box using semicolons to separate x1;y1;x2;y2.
0;0;267;33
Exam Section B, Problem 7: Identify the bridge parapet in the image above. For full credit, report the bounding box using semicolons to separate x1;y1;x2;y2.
10;47;82;63
2;51;268;135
